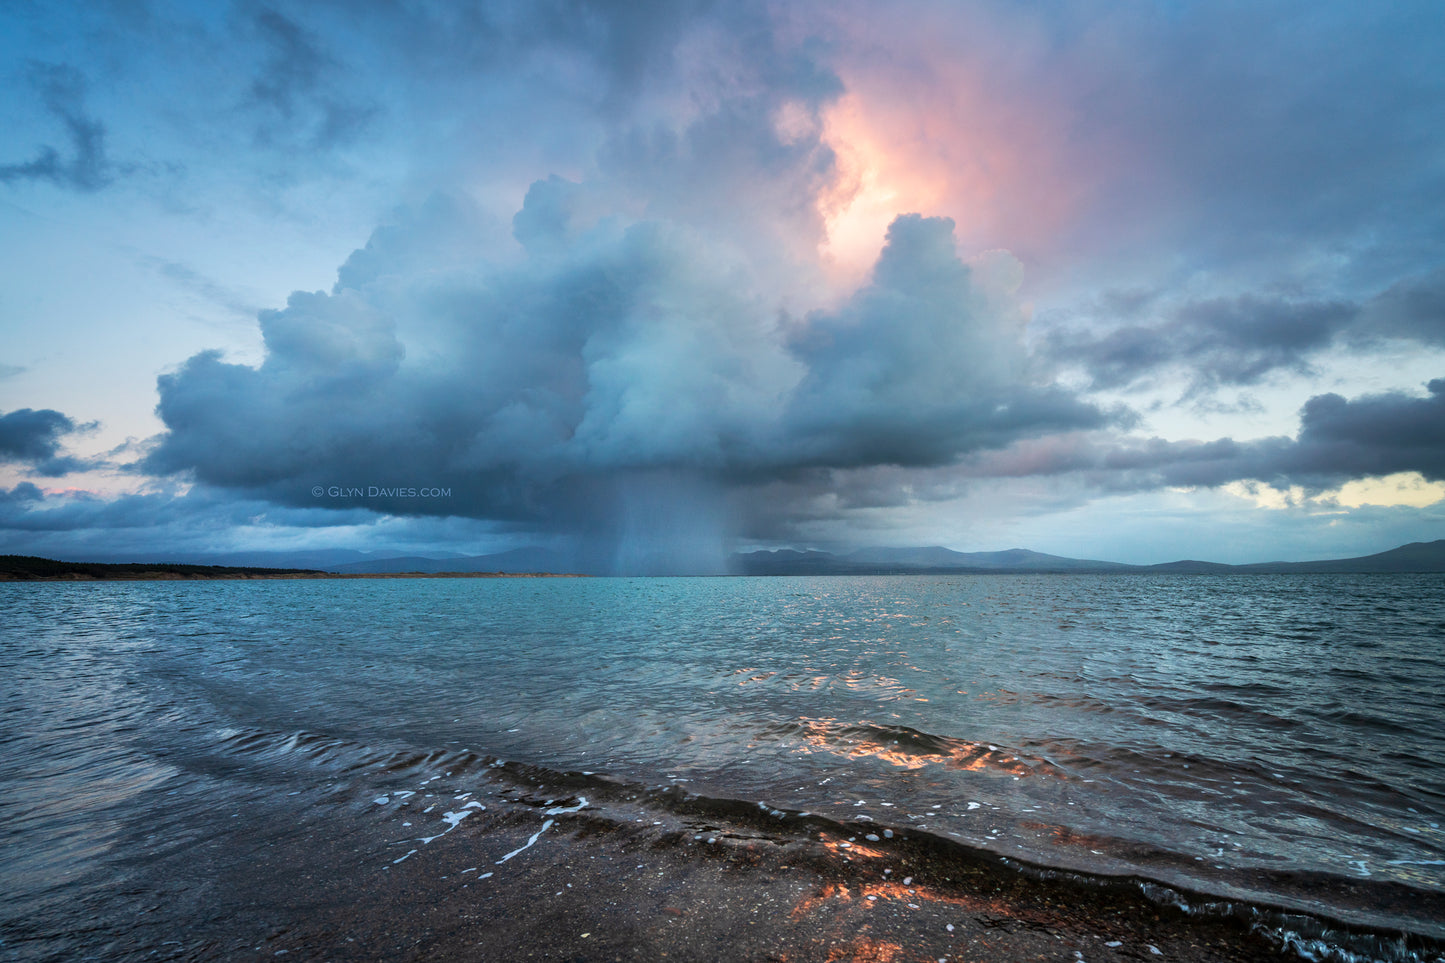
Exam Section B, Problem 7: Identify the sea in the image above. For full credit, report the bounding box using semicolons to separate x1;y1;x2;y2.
1;573;1442;961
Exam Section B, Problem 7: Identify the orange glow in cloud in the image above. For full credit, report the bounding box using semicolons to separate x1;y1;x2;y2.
817;91;953;280
811;16;1082;286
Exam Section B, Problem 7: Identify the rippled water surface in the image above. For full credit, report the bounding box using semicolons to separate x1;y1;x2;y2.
2;574;1442;959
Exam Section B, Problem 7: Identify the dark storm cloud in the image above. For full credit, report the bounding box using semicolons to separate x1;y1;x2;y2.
785;215;1109;468
143;197;1112;559
1361;267;1445;344
1044;264;1445;394
1279;380;1445;484
1044;293;1359;392
0;63;116;192
961;380;1445;494
139;19;857;536
0;408;95;476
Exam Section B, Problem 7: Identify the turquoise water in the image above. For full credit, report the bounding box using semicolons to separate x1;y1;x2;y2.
1;574;1442;960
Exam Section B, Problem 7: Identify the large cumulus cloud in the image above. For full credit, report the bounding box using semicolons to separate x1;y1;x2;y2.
144;190;1108;568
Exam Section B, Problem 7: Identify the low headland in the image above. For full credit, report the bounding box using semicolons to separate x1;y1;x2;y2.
0;556;586;582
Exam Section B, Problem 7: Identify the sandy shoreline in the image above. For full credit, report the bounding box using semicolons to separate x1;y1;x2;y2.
331;812;1290;963
113;768;1325;963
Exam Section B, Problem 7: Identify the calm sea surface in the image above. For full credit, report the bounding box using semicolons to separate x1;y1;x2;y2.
2;574;1442;960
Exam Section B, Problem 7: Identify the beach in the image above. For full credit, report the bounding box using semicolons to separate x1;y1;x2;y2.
98;759;1295;963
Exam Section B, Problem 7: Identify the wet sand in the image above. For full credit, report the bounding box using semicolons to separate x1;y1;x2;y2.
120;771;1311;963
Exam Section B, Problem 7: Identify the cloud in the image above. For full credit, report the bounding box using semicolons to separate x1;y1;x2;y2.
1280;380;1445;484
0;63;116;192
144;257;263;320
1043;293;1359;393
1043;268;1445;396
0;481;434;562
143;189;1109;568
1361;267;1445;344
244;6;377;150
0;408;96;476
785;215;1108;467
960;379;1445;494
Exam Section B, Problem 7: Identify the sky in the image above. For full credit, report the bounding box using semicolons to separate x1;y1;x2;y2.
2;0;1444;573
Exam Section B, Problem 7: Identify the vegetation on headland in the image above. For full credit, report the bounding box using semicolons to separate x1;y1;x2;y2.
0;556;584;581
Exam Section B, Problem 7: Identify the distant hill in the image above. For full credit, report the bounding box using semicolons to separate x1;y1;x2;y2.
1231;539;1445;573
845;546;1134;572
328;547;567;574
0;555;326;581
44;549;396;569
731;540;1445;575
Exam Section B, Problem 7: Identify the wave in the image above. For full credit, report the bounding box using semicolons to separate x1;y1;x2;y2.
194;723;1445;962
751;717;1068;777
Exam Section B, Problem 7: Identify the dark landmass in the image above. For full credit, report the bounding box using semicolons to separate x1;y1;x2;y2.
328;546;567;575
0;555;329;581
0;556;584;581
732;539;1445;576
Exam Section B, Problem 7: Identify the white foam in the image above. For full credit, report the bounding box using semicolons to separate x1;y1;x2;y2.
496;819;555;863
544;796;587;815
420;809;479;844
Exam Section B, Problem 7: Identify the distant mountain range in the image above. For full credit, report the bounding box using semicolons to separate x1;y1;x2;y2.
304;538;1445;575
730;540;1445;575
19;540;1445;576
326;547;568;574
